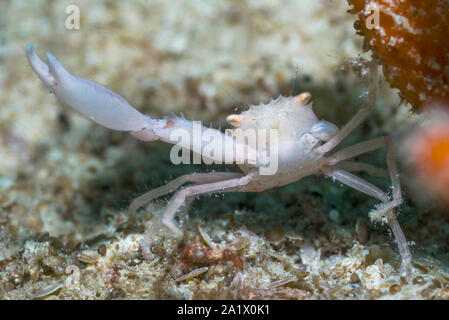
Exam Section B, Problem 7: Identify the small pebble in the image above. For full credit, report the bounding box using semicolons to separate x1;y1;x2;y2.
350;273;360;283
28;283;62;299
432;279;442;288
329;209;339;222
265;226;285;243
389;283;401;294
74;250;99;263
176;267;208;282
413;276;425;285
98;244;107;256
355;218;368;244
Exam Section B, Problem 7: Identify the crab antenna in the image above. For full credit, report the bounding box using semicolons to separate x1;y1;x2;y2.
26;43;150;132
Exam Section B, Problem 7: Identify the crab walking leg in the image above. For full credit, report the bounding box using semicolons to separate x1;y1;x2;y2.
26;43;257;164
322;159;412;274
128;172;243;221
314;61;379;157
160;173;255;234
325;136;388;166
333;161;388;179
373;139;411;275
322;168;389;202
334;161;415;191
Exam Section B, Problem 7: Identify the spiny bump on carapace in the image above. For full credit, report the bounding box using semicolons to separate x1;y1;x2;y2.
226;93;319;138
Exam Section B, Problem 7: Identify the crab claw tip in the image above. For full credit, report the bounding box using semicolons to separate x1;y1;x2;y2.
26;43;151;132
26;42;34;55
46;52;72;83
26;42;55;87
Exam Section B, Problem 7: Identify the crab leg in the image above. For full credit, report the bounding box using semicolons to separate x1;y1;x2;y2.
322;168;388;202
379;144;412;276
26;43;257;165
325;136;388;166
128;171;242;222
314;61;379;157
322;166;411;274
321;139;412;275
160;173;255;234
333;161;388;178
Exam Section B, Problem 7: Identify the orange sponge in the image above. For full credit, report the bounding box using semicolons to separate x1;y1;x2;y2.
348;0;449;108
405;108;449;205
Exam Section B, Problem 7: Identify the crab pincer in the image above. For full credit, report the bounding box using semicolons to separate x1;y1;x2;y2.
26;43;154;135
26;43;258;164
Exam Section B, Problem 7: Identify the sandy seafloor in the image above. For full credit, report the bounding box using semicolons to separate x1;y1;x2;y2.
1;0;449;300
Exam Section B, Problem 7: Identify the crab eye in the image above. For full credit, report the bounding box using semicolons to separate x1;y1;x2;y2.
310;120;339;141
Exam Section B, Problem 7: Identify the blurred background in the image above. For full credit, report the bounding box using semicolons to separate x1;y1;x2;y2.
1;0;448;300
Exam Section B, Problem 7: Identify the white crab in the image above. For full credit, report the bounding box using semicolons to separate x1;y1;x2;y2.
26;43;411;273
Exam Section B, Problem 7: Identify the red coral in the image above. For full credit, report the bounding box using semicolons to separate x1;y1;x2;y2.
348;0;449;108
